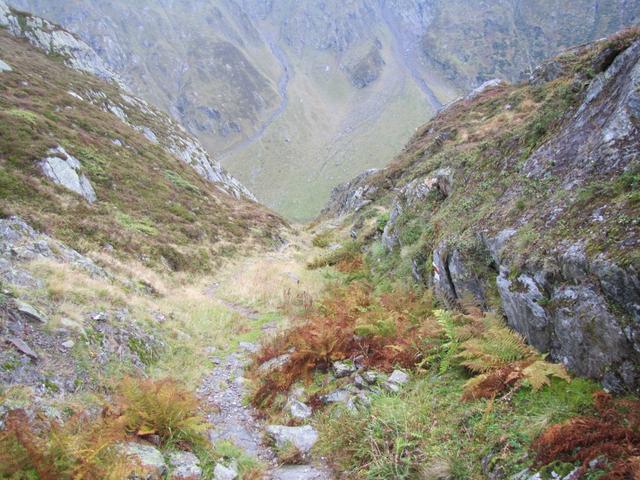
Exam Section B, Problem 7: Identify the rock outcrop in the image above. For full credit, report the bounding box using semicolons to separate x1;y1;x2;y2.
39;146;97;203
322;32;640;392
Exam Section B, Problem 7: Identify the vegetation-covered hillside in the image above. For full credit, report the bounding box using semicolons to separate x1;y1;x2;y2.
0;27;284;272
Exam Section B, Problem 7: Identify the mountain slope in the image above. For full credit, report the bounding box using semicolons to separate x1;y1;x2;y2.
9;0;640;220
0;3;284;271
321;28;640;393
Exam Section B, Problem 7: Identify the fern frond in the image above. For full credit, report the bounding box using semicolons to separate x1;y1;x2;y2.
522;360;571;391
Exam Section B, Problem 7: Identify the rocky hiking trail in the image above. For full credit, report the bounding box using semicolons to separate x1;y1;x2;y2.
199;251;334;480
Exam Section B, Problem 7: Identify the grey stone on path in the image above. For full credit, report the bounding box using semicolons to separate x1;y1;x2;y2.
120;442;167;480
213;462;237;480
273;465;333;480
265;425;318;455
168;451;202;479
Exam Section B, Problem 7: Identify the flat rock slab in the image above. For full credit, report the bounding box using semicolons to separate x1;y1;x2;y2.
272;465;333;480
7;336;38;359
265;425;318;454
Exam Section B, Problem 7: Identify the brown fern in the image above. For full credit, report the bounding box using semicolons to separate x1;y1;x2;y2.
533;392;640;479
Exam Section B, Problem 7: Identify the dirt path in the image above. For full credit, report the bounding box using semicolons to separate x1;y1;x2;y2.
200;256;333;480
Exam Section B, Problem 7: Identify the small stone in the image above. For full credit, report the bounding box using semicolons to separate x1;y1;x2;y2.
362;371;378;384
58;317;85;335
258;352;291;374
168;451;202;479
7;337;38;359
332;360;356;378
213;463;237;480
15;300;47;323
353;374;368;389
265;425;318;456
0;59;12;72
388;369;409;386
288;399;312;419
238;341;258;353
321;388;351;405
61;340;75;349
91;311;108;322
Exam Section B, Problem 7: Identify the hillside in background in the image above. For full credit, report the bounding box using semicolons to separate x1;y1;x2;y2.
9;0;640;219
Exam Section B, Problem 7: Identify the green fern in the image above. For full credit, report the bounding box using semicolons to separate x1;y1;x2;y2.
456;316;534;373
434;309;459;373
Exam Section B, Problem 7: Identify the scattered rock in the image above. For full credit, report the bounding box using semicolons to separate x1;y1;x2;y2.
7;336;38;359
383;370;410;393
61;340;75;349
332;360;356;378
168;451;202;480
361;371;379;384
0;59;11;72
39;146;97;203
266;425;318;456
213;463;237;480
238;341;259;353
120;442;167;480
14;300;47;324
258;352;292;374
272;465;333;479
288;399;312;419
321;387;351;405
91;311;109;322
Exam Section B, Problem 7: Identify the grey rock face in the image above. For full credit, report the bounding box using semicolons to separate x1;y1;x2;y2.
265;425;319;456
489;238;640;392
322;169;380;217
523;40;640;188
7;337;38;359
39;146;97;203
168;451;202;479
0;216;105;290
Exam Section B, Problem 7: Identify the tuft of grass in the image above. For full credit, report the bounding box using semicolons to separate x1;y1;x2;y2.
117;376;208;448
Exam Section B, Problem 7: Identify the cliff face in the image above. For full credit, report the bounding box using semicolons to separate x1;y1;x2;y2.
322;30;640;393
8;0;639;220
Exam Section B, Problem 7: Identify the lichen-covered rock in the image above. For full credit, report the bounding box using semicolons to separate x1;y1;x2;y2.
265;425;319;456
168;451;202;480
39;146;97;203
120;442;167;480
332;360;356;378
213;463;237;480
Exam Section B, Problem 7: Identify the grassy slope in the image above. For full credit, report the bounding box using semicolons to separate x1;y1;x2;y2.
222;35;455;221
0;31;284;271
